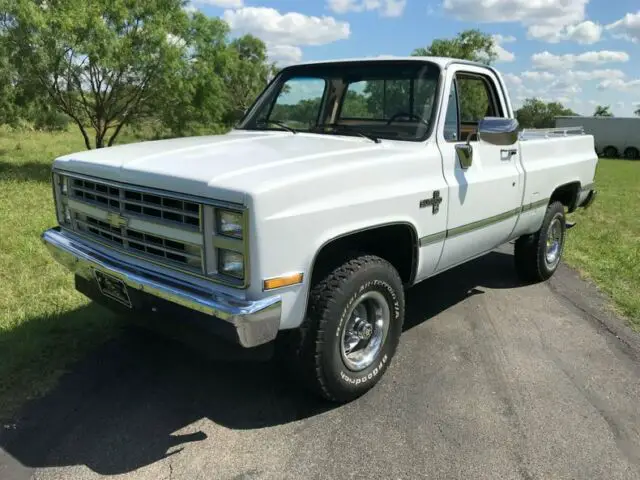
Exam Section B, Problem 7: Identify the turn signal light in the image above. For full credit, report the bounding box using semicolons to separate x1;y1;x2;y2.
263;273;304;291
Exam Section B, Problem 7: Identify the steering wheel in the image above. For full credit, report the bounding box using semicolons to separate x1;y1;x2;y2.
386;112;429;127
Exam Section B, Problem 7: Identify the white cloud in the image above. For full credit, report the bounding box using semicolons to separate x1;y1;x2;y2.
597;79;640;91
531;50;629;69
606;11;640;43
565;21;602;44
522;71;556;82
223;7;350;46
267;44;303;66
492;34;516;44
522;69;626;82
491;34;515;63
503;73;522;86
443;0;592;42
327;0;407;17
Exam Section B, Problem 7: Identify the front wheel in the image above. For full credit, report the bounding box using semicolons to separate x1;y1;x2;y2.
514;201;566;282
279;255;405;403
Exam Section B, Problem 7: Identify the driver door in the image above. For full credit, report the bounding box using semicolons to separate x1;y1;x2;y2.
435;66;523;271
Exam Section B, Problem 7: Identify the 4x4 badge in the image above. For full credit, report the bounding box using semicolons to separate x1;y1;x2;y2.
420;190;443;214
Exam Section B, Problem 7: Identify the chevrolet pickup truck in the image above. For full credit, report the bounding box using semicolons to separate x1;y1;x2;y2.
43;57;598;402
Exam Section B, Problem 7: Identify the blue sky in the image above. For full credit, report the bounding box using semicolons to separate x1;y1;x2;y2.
188;0;640;116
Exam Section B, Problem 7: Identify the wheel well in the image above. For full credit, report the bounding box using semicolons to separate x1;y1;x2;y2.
310;224;418;286
550;182;580;213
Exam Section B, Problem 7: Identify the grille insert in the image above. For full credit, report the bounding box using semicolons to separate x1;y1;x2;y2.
74;212;203;272
71;179;201;230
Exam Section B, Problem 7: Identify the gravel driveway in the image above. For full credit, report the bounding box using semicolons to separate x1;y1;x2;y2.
2;246;639;480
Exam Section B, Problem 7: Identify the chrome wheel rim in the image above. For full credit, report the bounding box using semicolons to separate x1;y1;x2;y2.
340;291;390;372
545;217;563;268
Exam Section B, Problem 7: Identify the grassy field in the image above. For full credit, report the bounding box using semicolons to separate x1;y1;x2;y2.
0;129;132;421
565;159;640;328
0;129;639;421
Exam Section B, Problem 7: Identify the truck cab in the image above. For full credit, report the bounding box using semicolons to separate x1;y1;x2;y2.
43;57;598;402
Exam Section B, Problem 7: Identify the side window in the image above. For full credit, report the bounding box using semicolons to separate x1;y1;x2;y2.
443;81;459;142
456;75;502;125
269;78;326;128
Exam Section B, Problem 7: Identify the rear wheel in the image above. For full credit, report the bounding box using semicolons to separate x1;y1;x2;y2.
603;146;618;158
514;201;566;282
278;254;405;403
624;147;639;160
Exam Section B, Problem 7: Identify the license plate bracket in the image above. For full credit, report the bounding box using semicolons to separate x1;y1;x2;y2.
94;270;132;308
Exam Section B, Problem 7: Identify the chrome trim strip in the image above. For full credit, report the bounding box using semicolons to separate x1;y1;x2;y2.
447;208;521;239
42;228;279;348
418;199;550;246
521;198;549;213
419;231;447;247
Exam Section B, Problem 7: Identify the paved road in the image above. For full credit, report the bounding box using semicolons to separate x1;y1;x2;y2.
2;247;640;480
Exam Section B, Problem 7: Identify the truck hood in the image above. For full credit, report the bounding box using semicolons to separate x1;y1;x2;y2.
54;130;409;204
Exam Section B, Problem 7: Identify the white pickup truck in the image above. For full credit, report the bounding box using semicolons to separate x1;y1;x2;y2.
43;57;598;402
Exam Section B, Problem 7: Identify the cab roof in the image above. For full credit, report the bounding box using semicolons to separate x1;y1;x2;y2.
288;56;490;70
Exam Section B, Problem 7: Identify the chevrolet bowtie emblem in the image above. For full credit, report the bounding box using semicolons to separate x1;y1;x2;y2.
106;212;129;229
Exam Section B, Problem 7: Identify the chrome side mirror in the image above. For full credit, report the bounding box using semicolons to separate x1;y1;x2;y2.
477;117;519;146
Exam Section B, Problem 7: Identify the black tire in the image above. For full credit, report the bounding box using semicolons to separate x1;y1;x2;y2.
514;201;566;283
603;146;618;158
624;147;639;160
278;254;405;403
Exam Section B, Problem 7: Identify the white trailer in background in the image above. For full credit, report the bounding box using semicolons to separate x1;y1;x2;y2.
555;116;640;160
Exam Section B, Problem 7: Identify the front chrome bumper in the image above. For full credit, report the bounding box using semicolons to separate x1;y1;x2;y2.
41;228;281;348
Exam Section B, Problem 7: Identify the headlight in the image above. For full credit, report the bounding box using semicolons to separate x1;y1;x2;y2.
218;249;244;279
53;173;71;225
216;210;243;239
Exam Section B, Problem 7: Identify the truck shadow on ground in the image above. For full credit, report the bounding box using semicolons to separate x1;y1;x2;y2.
1;249;525;476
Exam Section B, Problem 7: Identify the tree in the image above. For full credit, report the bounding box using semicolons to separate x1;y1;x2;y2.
413;30;497;122
3;0;190;149
224;35;276;123
412;29;497;65
154;15;274;136
634;107;640;117
515;98;577;129
593;105;613;117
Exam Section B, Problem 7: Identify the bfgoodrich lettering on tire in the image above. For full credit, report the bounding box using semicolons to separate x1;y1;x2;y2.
280;254;405;403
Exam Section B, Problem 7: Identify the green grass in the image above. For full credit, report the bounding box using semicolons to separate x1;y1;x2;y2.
565;159;640;329
0;129;130;421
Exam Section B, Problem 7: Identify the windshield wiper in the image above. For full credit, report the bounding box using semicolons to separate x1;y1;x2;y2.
314;123;381;144
256;120;297;134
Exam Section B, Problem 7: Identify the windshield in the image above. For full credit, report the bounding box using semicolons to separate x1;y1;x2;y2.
237;60;441;142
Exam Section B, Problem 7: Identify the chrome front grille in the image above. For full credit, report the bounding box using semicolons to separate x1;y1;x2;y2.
71;178;201;230
74;212;203;271
61;176;205;274
53;172;249;287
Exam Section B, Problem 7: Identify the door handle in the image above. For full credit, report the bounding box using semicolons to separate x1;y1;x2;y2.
500;149;517;161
